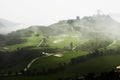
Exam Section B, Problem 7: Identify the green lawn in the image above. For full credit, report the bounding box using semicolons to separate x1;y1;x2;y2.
1;54;120;80
4;33;87;51
0;51;88;73
46;33;88;49
65;55;120;74
31;54;120;76
30;51;88;70
5;34;43;51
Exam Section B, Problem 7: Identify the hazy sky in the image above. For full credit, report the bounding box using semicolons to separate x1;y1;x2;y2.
0;0;120;25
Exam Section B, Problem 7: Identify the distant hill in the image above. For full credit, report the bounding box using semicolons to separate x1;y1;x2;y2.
0;19;18;27
0;19;29;34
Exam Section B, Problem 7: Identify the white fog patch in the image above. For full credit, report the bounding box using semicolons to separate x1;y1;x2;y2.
61;34;68;37
106;25;120;36
53;39;64;43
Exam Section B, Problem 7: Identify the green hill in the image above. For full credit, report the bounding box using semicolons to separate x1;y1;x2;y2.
0;14;120;80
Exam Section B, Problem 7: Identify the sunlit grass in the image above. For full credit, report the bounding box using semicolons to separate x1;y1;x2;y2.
32;55;120;80
6;34;43;51
30;51;88;70
46;33;88;48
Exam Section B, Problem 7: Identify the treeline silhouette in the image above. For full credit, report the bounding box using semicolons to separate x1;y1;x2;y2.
0;62;66;77
0;69;120;80
57;70;120;80
70;46;120;65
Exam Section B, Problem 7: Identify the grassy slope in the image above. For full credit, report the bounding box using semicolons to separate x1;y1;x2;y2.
66;55;120;74
0;51;88;75
6;34;43;51
46;33;88;48
31;54;120;75
1;32;120;80
1;55;120;80
5;32;84;51
1;33;88;72
30;51;88;70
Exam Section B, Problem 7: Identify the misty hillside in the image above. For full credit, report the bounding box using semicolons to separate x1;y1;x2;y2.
1;14;120;35
50;15;120;33
0;14;120;47
1;15;120;80
27;14;120;39
0;19;28;34
0;19;19;27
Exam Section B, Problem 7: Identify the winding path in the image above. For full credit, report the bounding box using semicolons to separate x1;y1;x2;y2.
24;53;53;71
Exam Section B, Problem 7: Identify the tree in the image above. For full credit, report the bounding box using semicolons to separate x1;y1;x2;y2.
76;16;80;20
70;42;73;50
67;19;74;25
